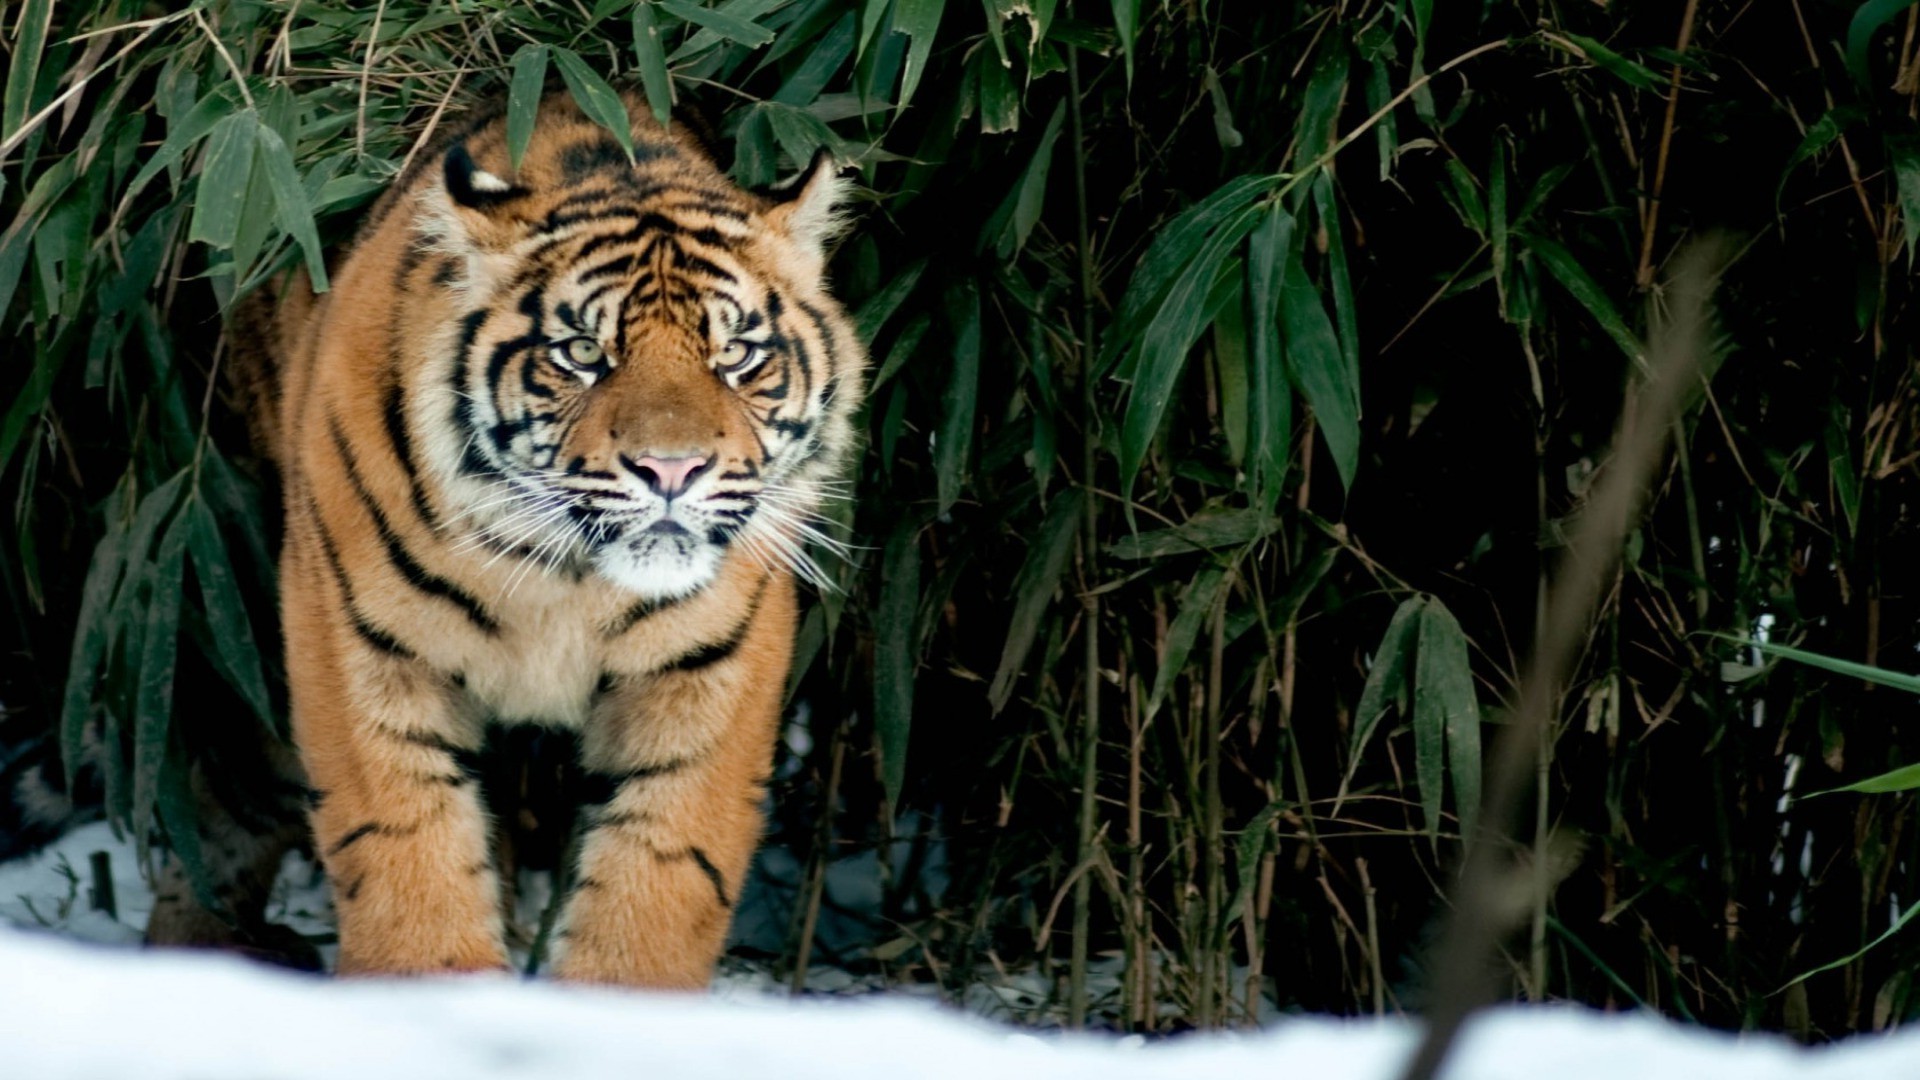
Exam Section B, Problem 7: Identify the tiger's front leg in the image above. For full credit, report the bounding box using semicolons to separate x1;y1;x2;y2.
284;565;506;976
554;576;793;988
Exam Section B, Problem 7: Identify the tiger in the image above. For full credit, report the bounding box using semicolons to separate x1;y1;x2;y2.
225;88;864;986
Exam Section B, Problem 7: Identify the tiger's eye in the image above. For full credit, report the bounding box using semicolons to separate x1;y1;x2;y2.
718;340;766;377
565;338;605;367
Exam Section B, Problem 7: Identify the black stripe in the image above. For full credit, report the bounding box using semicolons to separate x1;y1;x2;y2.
658;577;769;673
381;374;439;530
329;822;383;856
310;499;415;659
329;416;500;634
578;760;689;806
452;309;492;476
688;847;730;909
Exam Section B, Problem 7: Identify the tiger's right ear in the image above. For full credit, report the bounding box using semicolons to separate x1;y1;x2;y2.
429;144;534;288
444;144;526;210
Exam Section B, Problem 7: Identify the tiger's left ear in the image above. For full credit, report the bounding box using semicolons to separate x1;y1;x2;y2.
762;148;856;273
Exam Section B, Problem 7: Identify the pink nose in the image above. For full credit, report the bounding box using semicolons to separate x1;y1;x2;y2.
623;453;711;499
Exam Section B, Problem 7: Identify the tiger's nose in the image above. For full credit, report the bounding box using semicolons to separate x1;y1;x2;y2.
620;453;712;499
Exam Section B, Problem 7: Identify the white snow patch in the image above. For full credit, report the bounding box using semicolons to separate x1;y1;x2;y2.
0;925;1918;1078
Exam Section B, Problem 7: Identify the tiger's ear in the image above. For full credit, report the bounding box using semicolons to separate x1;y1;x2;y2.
762;148;856;273
433;144;531;254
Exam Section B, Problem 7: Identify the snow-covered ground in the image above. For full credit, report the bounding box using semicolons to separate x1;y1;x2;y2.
6;823;1920;1078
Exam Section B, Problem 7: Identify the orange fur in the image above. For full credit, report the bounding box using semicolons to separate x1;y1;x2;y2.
238;92;863;985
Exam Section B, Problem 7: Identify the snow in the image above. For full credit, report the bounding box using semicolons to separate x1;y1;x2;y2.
6;823;1920;1077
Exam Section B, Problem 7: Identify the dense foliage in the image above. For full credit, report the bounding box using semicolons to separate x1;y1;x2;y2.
8;0;1920;1038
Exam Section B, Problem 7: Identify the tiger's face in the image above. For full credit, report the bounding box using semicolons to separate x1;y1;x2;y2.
419;102;861;600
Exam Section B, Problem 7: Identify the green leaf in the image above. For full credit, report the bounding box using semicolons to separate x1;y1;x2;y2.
1490;140;1511;318
871;311;930;391
874;522;922;813
1828;412;1861;537
1110;0;1138;83
774;12;856;107
1146;566;1225;719
631;2;675;127
1104;174;1276;376
1339;597;1423;808
853;258;928;347
1776;108;1860;216
1;0;53;144
554;47;637;153
188;112;260;250
1106;508;1279;560
1246;204;1294;508
1847;0;1918;88
157;733;224;917
507;45;550;172
1312;173;1359;387
1295;38;1349;171
662;0;778;45
132;512;189;847
1559;33;1664;91
1736;636;1920;695
253;125;330;293
987;100;1065;256
1119;203;1266;488
185;496;273;728
988;489;1085;714
1416;598;1480;845
1281;243;1360;492
893;0;946;113
1526;231;1643;365
936;280;981;515
1779;895;1920;993
1887;134;1920;269
61;514;131;790
1811;762;1920;797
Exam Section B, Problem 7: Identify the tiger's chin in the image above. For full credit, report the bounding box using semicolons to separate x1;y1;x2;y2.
592;532;726;601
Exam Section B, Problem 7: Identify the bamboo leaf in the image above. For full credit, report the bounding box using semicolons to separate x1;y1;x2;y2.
1779;895;1920;993
1808;763;1920;798
1558;33;1664;92
1110;0;1139;83
132;511;189;846
874;522;922;813
1339;597;1423;808
188;111;259;250
253;124;330;293
893;0;946;113
853;258;928;347
1737;636;1920;695
1104;174;1277;377
631;2;675;127
1;0;53;144
507;45;550;172
988;489;1085;714
988;100;1066;256
1106;508;1279;560
1246;204;1293;508
935;280;981;515
554;47;637;152
1146;566;1225;719
1847;0;1918;88
1886;134;1920;269
1776;107;1860;216
1119;204;1266;488
61;514;131;790
1416;598;1480;845
1281;243;1360;492
157;733;224;916
185;496;273;729
1526;231;1643;364
661;0;778;45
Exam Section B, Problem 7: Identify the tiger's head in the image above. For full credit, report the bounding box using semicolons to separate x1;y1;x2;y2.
414;95;863;600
